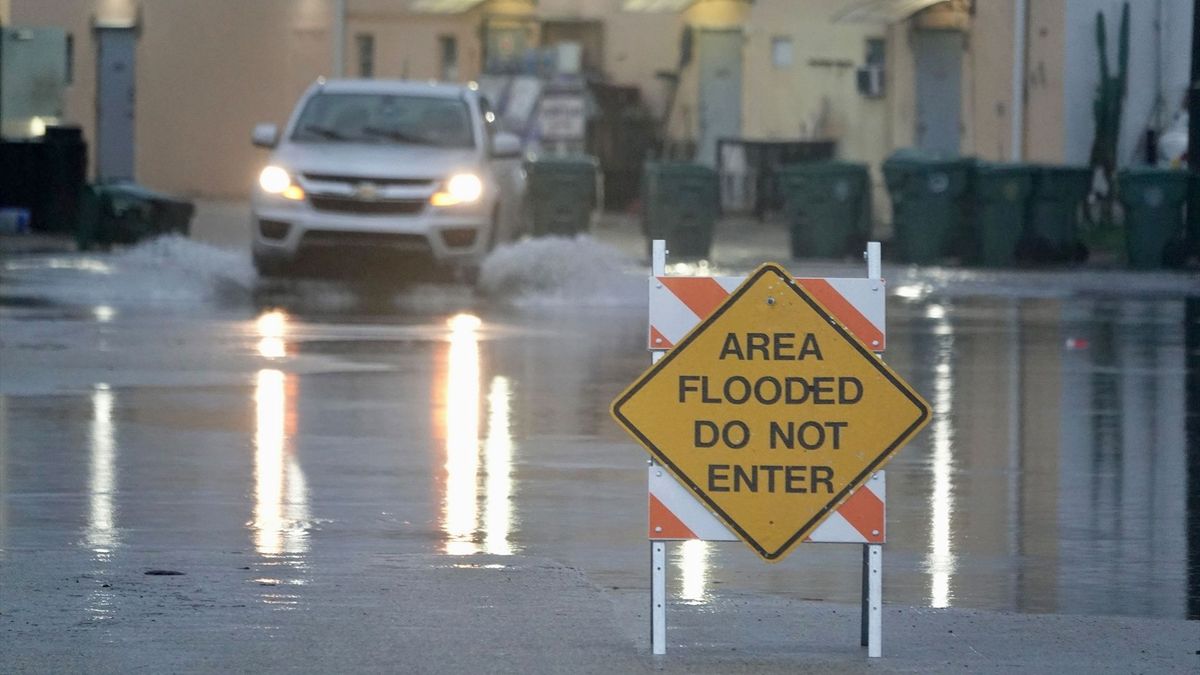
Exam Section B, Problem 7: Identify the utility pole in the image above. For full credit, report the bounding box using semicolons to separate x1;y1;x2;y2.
333;0;346;78
1011;0;1028;161
1189;0;1200;621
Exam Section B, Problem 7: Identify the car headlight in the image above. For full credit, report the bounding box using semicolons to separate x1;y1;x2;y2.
258;166;305;200
430;173;483;206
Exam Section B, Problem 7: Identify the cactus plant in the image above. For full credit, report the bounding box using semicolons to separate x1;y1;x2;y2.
1089;3;1129;182
1086;2;1129;253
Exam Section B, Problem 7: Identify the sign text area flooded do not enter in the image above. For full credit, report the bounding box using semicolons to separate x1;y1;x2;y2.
612;263;930;561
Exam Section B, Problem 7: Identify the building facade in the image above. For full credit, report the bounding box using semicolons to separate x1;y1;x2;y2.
4;0;1192;202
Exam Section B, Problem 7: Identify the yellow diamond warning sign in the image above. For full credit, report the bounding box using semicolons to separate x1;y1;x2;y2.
611;263;930;562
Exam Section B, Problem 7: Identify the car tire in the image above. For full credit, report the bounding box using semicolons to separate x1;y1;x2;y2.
486;205;502;252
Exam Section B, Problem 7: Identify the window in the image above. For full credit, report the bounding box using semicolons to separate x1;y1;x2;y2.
857;38;886;98
771;37;793;69
439;35;458;82
291;93;475;149
865;38;885;66
356;33;375;78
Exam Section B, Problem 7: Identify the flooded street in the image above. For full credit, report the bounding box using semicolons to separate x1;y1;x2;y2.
1;226;1198;670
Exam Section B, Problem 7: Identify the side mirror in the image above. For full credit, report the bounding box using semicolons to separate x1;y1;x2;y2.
491;132;521;159
252;123;279;149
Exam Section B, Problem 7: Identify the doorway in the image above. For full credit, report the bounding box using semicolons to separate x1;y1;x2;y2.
913;29;963;157
696;29;742;166
95;27;136;181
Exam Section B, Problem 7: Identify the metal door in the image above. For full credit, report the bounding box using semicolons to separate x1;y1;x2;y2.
913;30;962;157
95;27;136;181
697;30;742;166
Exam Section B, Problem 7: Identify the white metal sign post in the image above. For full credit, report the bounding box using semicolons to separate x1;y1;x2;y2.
617;240;926;658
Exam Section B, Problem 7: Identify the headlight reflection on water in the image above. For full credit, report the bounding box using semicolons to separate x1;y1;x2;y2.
926;314;957;608
442;314;482;555
251;309;309;568
439;313;517;556
257;309;288;359
88;384;117;556
253;368;309;559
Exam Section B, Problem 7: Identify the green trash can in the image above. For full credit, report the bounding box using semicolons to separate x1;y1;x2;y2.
777;161;870;259
970;163;1034;267
1025;165;1091;262
642;162;720;258
1186;173;1200;261
881;152;972;264
76;182;194;250
523;155;600;237
1117;168;1189;269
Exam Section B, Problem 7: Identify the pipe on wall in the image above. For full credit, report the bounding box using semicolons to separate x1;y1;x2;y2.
333;0;346;78
1011;0;1028;161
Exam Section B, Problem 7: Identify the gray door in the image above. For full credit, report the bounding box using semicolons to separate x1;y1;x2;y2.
95;28;136;181
913;30;962;157
697;30;742;166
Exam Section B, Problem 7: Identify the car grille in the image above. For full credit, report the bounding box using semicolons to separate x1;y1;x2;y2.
302;173;434;188
300;230;432;251
309;196;426;215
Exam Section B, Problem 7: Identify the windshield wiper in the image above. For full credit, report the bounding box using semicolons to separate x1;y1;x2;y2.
363;126;440;146
300;124;348;140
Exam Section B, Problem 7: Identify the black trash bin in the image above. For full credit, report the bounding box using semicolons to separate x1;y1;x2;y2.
41;126;88;234
523;156;600;237
642;162;720;258
0;128;87;235
1024;165;1092;263
881;152;972;264
0;139;47;229
1117;168;1189;269
777;161;870;258
970;163;1034;267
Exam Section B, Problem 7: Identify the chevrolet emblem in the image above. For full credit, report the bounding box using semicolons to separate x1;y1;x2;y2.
354;182;379;201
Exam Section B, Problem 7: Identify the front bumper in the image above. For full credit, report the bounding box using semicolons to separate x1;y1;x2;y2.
251;194;492;268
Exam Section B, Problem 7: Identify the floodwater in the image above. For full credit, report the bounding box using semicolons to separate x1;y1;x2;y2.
1;233;1197;625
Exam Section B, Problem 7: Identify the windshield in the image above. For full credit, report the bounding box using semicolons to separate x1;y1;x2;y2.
290;93;475;148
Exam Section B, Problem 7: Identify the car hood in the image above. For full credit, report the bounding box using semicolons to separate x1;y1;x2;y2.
271;142;481;180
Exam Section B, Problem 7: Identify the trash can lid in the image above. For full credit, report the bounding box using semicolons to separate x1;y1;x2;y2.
778;160;869;176
524;155;599;171
1116;167;1190;207
1116;166;1189;182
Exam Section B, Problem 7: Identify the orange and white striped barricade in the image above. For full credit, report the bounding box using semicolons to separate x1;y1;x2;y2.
645;239;888;657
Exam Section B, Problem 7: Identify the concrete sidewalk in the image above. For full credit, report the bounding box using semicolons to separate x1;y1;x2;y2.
2;551;1194;673
0;232;76;255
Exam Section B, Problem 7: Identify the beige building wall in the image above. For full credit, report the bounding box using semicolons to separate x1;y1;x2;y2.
1022;1;1066;163
137;0;334;198
659;0;750;145
595;9;682;115
955;0;1066;163
346;2;482;82
885;21;916;152
741;0;888;162
6;0;1077;201
11;0;99;175
12;0;335;198
963;0;1016;160
537;0;681;115
886;1;1068;165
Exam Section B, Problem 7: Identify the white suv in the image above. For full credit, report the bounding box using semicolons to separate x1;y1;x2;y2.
250;79;525;280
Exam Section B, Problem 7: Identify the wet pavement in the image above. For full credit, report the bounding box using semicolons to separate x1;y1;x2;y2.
1;212;1198;671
